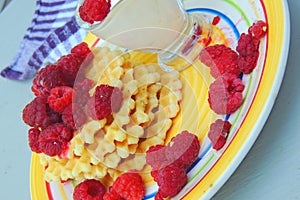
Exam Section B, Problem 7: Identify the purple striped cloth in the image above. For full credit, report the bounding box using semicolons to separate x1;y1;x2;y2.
1;0;88;80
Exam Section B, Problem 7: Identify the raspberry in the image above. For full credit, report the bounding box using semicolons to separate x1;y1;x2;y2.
73;78;95;105
248;20;268;40
31;64;65;97
156;164;187;198
146;145;168;181
48;86;73;113
79;0;111;24
154;191;164;200
165;131;200;170
38;130;63;156
22;96;60;129
111;173;145;200
28;128;41;153
62;104;87;129
62;104;76;129
236;33;259;56
237;52;259;74
150;170;159;182
208;75;245;114
57;53;84;86
47;108;63;124
73;179;106;200
103;188;123;200
71;43;94;74
199;44;240;78
146;145;167;170
87;85;123;120
236;33;260;74
38;123;73;156
71;42;92;59
208;119;232;150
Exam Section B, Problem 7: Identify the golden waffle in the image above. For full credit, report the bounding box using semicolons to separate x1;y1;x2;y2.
40;47;183;183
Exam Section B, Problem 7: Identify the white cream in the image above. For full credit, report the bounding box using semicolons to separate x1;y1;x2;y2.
91;0;186;50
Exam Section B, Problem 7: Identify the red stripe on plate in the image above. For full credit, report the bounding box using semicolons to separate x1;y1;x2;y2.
46;181;54;200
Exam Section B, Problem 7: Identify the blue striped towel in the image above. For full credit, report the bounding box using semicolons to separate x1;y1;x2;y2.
1;0;88;80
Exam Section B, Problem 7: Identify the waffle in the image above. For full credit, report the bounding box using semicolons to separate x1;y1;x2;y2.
83;61;183;171
40;47;183;183
39;134;108;182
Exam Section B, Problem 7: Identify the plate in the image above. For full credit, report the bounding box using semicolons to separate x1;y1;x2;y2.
30;0;290;199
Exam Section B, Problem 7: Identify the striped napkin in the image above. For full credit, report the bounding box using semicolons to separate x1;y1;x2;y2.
1;0;88;80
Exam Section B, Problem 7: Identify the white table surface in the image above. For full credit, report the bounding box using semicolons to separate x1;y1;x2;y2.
0;0;299;199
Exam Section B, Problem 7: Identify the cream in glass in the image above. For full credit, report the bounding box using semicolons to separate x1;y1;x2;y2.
76;0;211;71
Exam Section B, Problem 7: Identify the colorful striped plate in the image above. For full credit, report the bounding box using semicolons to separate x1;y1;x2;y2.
30;0;290;199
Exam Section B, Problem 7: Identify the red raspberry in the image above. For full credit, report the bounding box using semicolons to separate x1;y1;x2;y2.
154;191;164;200
62;104;76;129
156;164;187;198
111;173;145;200
87;85;123;120
38;130;63;156
71;42;92;59
22;96;60;129
237;52;259;74
208;119;232;150
103;187;124;200
208;75;245;114
62;104;87;129
146;145;168;181
38;123;73;156
71;43;94;74
48;86;73;113
73;179;106;200
73;78;95;105
28;127;41;153
199;44;240;78
236;33;260;74
47;107;63;124
79;0;111;24
31;64;66;97
165;131;200;170
236;33;259;56
57;53;84;86
150;170;159;182
248;20;268;40
146;145;167;170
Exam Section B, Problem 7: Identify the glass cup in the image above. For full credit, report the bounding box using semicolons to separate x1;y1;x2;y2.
76;0;211;71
